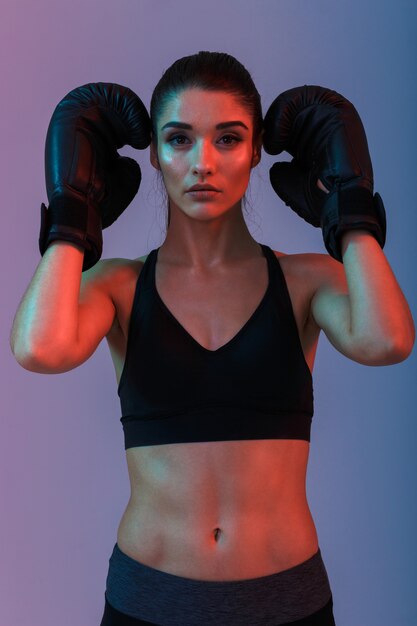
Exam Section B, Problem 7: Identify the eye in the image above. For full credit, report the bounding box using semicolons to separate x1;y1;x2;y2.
168;134;189;146
167;134;242;147
219;134;242;145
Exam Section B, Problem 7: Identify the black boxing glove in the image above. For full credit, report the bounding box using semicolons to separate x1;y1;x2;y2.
39;82;151;271
263;85;386;262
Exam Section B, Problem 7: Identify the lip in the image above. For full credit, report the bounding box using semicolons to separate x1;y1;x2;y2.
186;189;221;201
186;184;221;192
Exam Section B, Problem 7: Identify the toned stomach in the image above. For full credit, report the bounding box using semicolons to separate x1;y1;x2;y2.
116;438;318;581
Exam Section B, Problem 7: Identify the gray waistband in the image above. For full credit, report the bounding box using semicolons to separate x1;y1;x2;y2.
105;542;332;626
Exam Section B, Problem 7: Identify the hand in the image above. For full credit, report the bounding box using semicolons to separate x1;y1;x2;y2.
39;82;151;271
263;85;386;262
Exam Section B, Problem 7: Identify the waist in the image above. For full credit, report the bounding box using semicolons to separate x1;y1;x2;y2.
117;497;319;581
104;541;332;625
106;543;334;626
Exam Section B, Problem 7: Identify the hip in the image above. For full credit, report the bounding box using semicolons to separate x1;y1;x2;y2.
101;541;334;626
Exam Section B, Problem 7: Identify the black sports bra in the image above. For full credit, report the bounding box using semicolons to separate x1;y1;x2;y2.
117;243;314;448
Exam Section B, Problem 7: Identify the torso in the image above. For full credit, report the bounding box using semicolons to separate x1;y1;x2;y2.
105;246;323;581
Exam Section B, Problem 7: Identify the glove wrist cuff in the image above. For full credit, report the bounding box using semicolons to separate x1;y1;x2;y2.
321;186;387;262
38;197;103;271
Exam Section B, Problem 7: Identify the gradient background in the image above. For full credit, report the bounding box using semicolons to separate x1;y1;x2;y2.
1;1;416;624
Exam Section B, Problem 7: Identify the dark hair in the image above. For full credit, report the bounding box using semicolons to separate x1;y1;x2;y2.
150;51;263;229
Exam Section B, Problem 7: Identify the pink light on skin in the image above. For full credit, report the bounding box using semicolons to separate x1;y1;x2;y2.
317;179;330;193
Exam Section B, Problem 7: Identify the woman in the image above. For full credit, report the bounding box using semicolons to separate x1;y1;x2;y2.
11;52;414;625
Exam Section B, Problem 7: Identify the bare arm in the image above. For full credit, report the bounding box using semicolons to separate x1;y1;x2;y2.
10;241;116;371
310;179;415;365
341;230;414;359
311;230;415;365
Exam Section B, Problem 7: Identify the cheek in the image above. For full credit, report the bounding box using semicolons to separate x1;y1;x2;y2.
226;151;253;180
158;151;185;183
158;146;175;168
229;143;254;167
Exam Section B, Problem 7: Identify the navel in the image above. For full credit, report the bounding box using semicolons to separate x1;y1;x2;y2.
213;527;222;542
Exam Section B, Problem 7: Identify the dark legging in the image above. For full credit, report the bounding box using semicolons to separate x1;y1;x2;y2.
100;543;336;626
100;593;335;625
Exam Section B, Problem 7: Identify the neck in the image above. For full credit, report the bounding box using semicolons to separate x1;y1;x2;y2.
158;201;261;271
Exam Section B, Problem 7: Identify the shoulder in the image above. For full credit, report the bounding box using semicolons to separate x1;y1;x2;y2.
81;255;145;289
81;255;147;314
78;255;148;337
271;248;345;283
270;248;348;318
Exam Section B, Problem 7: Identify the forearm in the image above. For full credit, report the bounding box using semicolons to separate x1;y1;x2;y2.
340;230;415;357
10;241;84;364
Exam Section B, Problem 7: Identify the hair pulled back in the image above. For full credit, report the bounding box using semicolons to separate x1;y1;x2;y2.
150;51;263;229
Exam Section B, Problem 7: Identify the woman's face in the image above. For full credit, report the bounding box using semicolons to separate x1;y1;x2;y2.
150;88;261;221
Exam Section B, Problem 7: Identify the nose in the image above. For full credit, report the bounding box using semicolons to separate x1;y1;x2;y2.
191;139;215;177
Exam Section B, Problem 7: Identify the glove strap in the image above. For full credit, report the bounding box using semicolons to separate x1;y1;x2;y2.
321;184;387;262
39;196;102;271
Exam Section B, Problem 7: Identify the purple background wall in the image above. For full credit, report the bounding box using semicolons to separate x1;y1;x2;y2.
1;1;416;624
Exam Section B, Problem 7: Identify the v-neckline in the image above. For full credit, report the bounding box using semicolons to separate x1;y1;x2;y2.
152;244;271;354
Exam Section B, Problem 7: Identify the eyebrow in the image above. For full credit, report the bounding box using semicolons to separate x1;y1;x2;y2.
161;121;249;131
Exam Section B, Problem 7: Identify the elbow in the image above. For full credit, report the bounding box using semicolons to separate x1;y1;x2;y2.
385;316;416;363
351;309;416;365
340;330;414;365
10;339;34;370
12;348;42;372
12;349;46;373
381;346;413;365
358;334;415;365
387;332;416;364
11;344;66;373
